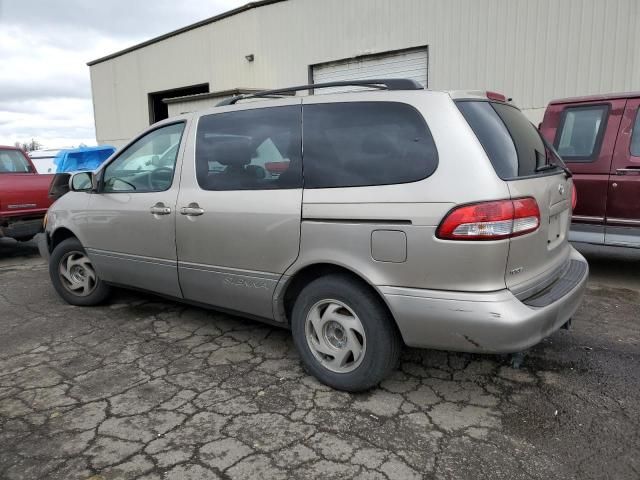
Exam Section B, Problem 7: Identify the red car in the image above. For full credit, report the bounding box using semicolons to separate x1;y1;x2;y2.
540;92;640;248
0;146;55;242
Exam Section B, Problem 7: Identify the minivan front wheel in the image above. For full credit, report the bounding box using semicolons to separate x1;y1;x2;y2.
49;237;111;306
291;274;401;391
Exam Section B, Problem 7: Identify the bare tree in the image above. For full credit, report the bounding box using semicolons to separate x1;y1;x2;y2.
13;139;42;152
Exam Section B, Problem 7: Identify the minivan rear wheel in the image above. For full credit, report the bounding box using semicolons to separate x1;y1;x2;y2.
49;237;111;306
291;274;401;391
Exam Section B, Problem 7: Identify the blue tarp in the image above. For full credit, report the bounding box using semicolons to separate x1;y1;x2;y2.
53;146;116;173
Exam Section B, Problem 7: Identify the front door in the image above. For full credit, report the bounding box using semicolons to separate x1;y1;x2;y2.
176;101;303;320
605;98;640;247
83;121;188;297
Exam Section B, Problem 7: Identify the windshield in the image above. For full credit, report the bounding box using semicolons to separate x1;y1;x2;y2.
0;149;31;173
457;100;563;179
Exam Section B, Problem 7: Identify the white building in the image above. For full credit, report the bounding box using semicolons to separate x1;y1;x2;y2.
88;0;640;147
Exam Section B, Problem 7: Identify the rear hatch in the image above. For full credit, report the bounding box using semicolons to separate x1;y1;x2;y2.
456;99;573;294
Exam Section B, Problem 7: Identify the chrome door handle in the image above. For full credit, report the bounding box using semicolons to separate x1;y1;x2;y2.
616;168;640;176
180;203;205;216
150;203;171;215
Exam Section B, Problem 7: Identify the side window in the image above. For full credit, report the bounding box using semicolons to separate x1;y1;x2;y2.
0;150;31;173
195;106;302;191
554;105;608;162
302;102;438;188
103;122;185;193
630;110;640;157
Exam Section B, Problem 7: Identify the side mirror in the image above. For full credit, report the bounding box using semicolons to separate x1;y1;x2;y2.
70;171;95;192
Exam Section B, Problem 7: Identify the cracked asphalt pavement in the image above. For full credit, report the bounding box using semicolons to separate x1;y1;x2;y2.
0;240;638;479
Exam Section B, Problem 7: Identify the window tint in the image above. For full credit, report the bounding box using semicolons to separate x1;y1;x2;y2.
196;106;302;191
0;149;31;173
457;101;518;178
103;122;184;193
302;102;437;188
554;105;608;161
631;110;640;157
457;101;561;179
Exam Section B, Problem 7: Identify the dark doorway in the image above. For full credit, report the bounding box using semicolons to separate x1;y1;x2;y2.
148;83;209;124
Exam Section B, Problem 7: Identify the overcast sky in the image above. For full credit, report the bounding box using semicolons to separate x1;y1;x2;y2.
0;0;246;148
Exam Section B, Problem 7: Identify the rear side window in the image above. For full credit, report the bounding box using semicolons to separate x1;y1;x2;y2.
457;101;560;179
554;105;608;162
196;106;302;191
631;109;640;156
302;102;438;188
0;149;31;173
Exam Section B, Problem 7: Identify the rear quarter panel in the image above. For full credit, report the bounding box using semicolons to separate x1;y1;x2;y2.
291;91;511;292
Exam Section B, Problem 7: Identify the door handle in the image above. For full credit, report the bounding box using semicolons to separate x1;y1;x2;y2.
180;203;205;216
150;203;171;215
616;168;640;176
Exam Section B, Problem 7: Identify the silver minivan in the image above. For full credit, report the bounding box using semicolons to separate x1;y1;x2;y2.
40;80;588;391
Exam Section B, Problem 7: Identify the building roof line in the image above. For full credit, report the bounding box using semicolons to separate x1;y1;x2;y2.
87;0;287;67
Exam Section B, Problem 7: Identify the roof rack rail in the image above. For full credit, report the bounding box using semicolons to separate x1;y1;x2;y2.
216;78;423;106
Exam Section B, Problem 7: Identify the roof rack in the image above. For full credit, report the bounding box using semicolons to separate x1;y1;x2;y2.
216;78;423;106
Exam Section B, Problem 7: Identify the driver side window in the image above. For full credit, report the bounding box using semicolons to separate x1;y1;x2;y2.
103;122;185;193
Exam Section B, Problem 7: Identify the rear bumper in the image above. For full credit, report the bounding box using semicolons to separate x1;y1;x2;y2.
381;247;589;353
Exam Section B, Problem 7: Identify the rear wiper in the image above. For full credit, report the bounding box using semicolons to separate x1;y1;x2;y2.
536;162;572;178
537;140;573;179
559;164;573;179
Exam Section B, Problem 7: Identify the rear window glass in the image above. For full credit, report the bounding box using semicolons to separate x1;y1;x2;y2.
554;105;608;162
631;109;640;157
302;102;438;188
0;149;31;173
457;101;560;179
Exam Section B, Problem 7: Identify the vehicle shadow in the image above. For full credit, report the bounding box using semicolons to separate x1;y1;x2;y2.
573;241;640;291
0;238;40;261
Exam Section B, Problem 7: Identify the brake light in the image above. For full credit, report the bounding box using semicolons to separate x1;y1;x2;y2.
571;184;577;210
436;198;540;240
486;91;507;102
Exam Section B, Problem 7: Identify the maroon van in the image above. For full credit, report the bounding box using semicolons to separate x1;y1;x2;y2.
540;92;640;248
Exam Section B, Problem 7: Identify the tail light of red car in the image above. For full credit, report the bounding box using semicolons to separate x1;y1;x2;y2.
571;184;577;210
436;197;540;241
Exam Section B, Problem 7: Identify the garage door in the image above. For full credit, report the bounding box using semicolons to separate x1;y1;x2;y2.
311;47;428;93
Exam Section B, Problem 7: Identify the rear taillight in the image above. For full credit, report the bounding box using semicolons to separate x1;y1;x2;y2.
571;184;577;210
436;197;540;241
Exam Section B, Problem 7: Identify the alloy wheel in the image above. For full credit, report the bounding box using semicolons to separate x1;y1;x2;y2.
58;251;98;297
305;299;367;373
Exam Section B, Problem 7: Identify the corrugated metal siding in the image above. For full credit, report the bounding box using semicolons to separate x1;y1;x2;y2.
312;48;428;92
166;96;233;117
90;0;640;145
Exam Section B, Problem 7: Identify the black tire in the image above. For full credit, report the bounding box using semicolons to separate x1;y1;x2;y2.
49;237;111;306
291;274;402;392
